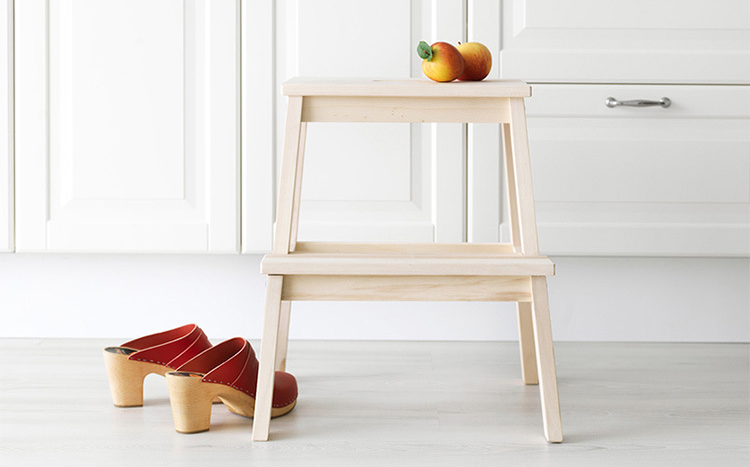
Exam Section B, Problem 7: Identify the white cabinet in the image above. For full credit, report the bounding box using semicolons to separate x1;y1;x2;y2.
4;0;748;256
468;0;750;256
499;0;750;84
241;0;468;252
0;0;11;252
14;0;240;252
526;84;750;256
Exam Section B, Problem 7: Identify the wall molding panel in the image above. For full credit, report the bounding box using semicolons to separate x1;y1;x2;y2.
0;0;12;252
14;0;240;252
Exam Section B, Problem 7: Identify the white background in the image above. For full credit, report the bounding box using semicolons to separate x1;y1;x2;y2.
1;0;748;342
0;254;747;342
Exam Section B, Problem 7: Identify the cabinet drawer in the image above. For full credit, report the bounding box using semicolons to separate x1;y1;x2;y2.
524;84;750;256
499;0;750;84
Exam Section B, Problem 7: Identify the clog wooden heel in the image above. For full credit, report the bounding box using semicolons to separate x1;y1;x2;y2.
103;347;167;407
166;337;298;434
102;324;212;407
166;372;216;433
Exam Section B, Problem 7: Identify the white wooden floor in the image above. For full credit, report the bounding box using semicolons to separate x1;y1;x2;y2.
0;339;747;466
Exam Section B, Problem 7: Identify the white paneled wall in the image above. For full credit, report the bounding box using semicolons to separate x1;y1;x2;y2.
0;254;747;342
499;0;750;83
14;0;239;252
468;0;750;256
0;1;748;344
6;0;748;256
526;85;750;256
0;0;11;252
241;0;274;253
271;0;465;244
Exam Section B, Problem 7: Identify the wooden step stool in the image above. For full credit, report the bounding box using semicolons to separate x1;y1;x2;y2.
252;78;563;443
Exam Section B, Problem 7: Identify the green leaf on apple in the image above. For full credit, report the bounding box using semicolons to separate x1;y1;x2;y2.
417;41;433;61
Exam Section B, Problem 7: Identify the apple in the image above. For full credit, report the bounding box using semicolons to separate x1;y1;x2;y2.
456;42;492;81
417;41;465;82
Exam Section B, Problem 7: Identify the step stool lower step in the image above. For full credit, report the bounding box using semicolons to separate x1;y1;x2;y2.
261;252;555;277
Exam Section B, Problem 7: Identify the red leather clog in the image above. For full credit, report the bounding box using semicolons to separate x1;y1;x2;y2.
103;324;212;407
166;337;298;433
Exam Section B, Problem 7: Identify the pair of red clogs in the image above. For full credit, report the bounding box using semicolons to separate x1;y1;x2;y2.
103;324;297;433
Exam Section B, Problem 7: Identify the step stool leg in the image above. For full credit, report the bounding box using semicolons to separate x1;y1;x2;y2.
517;302;539;385
273;96;305;255
503;122;538;384
273;120;306;374
289;122;308;253
507;99;540;255
253;275;284;442
275;301;291;372
530;276;563;443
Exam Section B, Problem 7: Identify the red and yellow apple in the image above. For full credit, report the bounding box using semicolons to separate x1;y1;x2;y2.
417;41;465;82
456;42;492;81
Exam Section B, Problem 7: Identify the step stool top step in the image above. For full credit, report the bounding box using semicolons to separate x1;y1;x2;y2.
282;78;531;98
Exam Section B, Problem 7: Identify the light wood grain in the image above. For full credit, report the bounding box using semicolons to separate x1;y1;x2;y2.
166;371;295;434
301;96;511;123
294;241;515;255
102;349;169;407
253;275;284;441
272;97;304;255
502;123;522;251
166;372;216;434
531;276;563;442
517;302;539;385
504;122;538;384
508;98;540;256
261;253;555;276
263;81;560;443
288;123;307;253
275;301;291;372
281;275;533;302
283;77;531;98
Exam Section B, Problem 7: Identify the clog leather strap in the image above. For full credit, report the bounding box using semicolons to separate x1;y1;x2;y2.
177;337;298;407
123;324;212;369
202;338;256;390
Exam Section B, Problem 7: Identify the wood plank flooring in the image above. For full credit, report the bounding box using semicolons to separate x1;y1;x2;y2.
0;339;747;466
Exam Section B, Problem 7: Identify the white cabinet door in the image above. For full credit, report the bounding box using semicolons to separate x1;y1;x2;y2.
15;0;240;252
0;0;11;252
498;0;750;84
242;0;467;251
467;1;750;256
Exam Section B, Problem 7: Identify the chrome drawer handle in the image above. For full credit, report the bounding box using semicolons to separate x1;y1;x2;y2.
605;97;671;108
